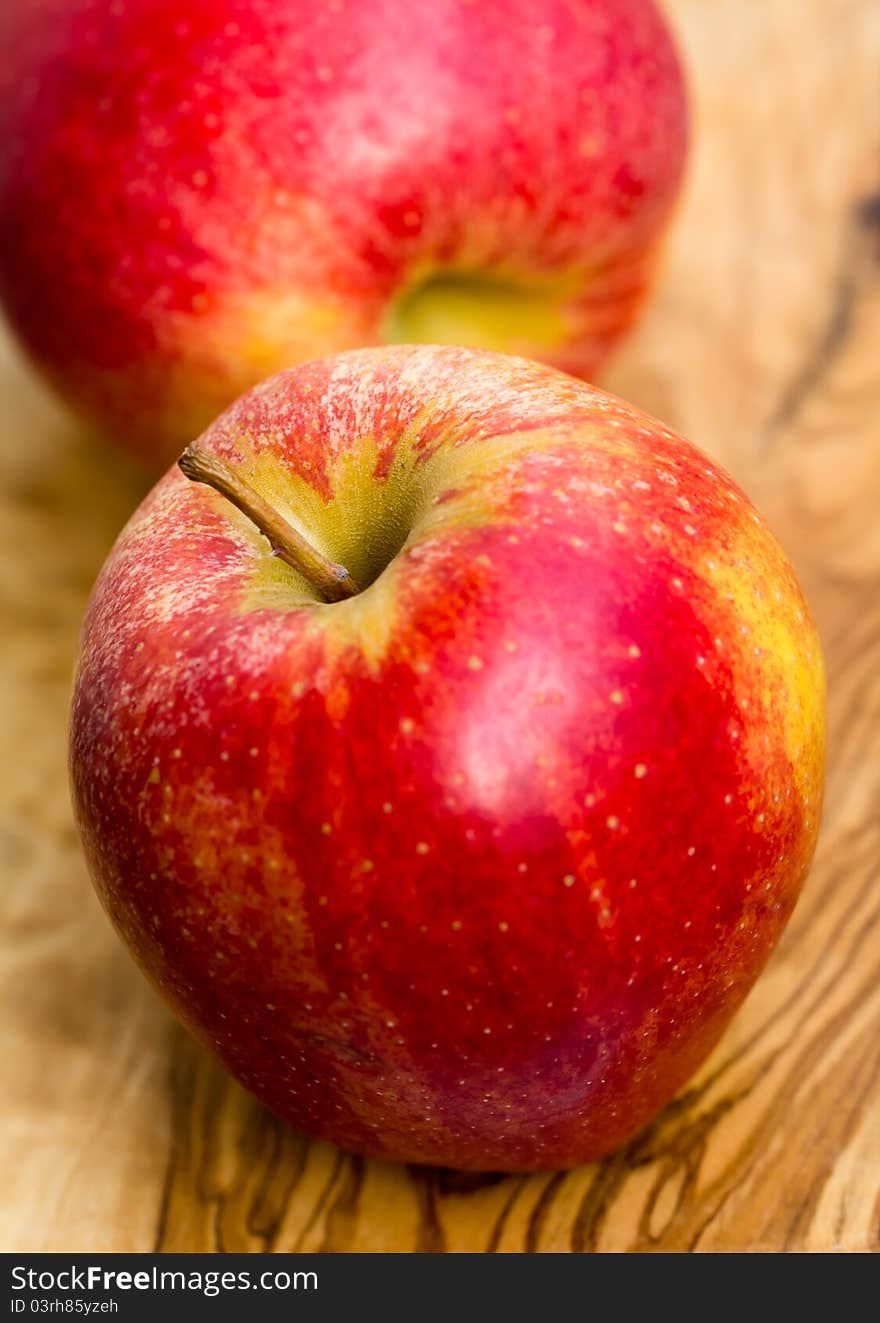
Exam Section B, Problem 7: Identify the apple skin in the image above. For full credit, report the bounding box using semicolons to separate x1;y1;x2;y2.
69;346;824;1170
0;0;687;467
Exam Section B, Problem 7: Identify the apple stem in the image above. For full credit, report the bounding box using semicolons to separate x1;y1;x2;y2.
177;443;360;603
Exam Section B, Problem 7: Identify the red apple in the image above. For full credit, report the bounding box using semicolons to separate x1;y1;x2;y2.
69;345;825;1170
0;0;687;467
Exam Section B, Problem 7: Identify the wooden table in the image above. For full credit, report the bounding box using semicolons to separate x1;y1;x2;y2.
2;0;878;1253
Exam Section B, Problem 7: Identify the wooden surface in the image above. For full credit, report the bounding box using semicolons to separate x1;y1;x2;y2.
2;0;879;1253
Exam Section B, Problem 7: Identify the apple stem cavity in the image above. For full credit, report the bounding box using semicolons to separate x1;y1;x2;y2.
177;443;360;603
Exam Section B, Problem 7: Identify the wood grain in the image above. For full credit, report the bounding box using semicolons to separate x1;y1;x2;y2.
1;0;878;1253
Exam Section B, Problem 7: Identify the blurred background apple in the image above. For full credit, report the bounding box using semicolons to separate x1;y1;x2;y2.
0;0;687;467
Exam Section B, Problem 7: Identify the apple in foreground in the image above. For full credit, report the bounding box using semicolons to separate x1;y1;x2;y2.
70;346;824;1170
0;0;687;467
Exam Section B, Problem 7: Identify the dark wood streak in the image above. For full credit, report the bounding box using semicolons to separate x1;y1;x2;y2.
152;1038;196;1253
320;1156;365;1253
525;1172;568;1253
291;1149;347;1253
764;188;880;437
856;190;880;257
485;1176;529;1253
236;1104;310;1251
870;1189;880;1253
570;1148;633;1253
408;1167;447;1253
638;1099;733;1248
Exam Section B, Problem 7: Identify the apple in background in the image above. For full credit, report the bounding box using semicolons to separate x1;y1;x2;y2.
0;0;687;468
69;345;825;1170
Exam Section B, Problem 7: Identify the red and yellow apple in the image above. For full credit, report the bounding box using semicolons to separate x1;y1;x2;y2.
0;0;687;467
70;345;825;1170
